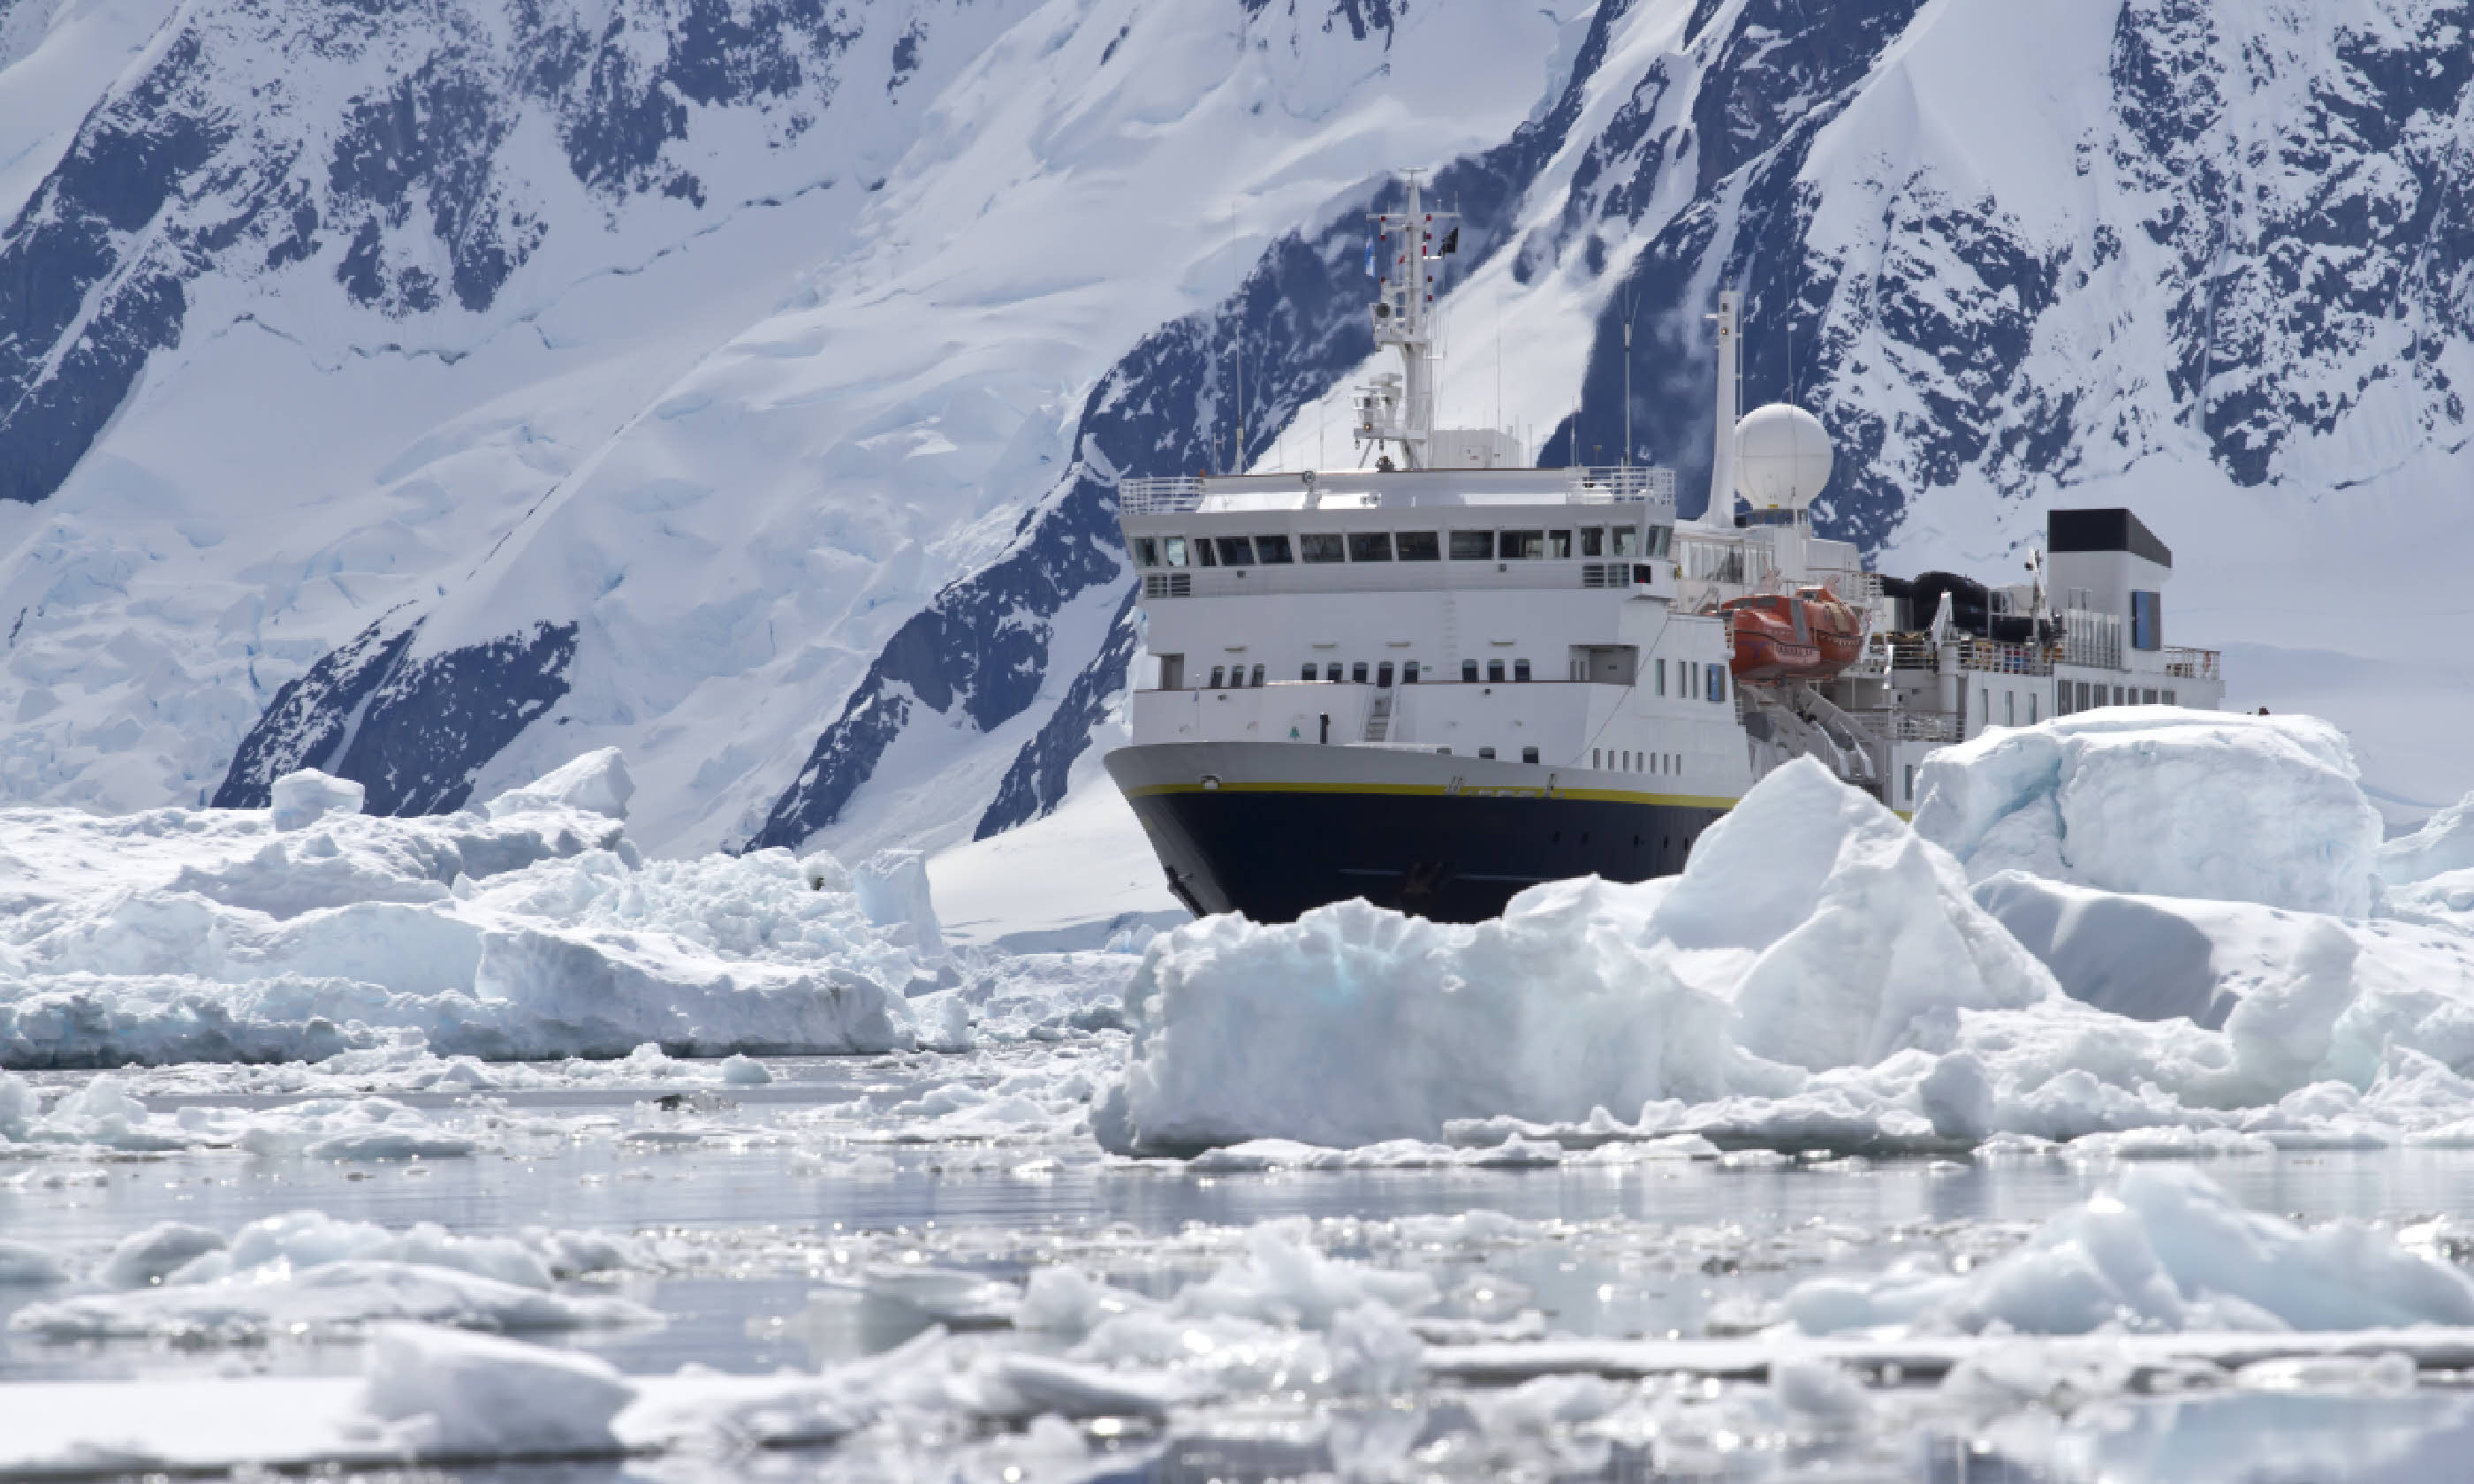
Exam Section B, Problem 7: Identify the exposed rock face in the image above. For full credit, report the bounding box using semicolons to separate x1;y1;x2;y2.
0;0;2463;847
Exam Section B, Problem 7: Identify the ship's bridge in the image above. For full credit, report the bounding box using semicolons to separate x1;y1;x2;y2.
1122;466;1673;516
1119;466;1681;603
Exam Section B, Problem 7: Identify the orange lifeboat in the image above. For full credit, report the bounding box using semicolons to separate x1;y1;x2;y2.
1799;586;1865;671
1721;587;1864;684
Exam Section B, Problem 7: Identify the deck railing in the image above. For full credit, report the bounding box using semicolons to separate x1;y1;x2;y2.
2163;647;2220;681
1119;477;1205;513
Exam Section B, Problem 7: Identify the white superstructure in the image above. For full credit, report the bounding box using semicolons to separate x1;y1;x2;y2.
1104;181;2225;922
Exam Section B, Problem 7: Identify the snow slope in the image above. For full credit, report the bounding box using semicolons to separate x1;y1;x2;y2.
0;0;1584;859
1;0;2469;862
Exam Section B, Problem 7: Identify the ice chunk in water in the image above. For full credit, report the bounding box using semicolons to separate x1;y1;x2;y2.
1913;709;2382;917
1784;1165;2474;1336
854;849;945;956
360;1323;634;1458
2380;791;2474;887
0;1238;66;1285
1099;760;2053;1151
269;770;366;832
101;1222;226;1288
484;747;634;822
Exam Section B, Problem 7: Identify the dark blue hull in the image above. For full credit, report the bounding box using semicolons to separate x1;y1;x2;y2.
1119;780;1730;923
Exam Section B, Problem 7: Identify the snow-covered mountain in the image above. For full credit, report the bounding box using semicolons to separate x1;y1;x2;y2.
3;0;2470;858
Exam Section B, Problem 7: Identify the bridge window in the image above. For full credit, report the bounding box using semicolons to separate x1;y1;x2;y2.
1613;527;1638;557
1377;662;1394;687
1254;534;1294;564
1487;659;1506;684
1195;538;1218;566
1164;536;1188;567
1208;665;1226;688
1249;664;1264;686
1352;662;1370;684
1522;746;1540;763
1478;746;1497;760
1324;662;1343;681
1514;659;1532;683
1461;659;1478;683
1449;530;1493;559
1580;527;1605;557
1709;665;1726;703
1499;530;1544;559
1348;532;1393;563
1301;662;1318;681
1403;661;1420;684
1301;534;1345;564
1395;530;1441;561
1216;536;1255;566
1547;531;1572;558
1132;537;1159;567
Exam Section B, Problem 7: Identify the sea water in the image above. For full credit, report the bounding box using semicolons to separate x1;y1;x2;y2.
10;1052;2474;1480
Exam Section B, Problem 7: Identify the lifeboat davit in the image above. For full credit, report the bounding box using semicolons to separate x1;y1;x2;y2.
1721;587;1864;683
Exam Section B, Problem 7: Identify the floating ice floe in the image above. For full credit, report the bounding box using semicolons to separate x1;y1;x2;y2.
11;1174;2474;1478
0;749;1132;1071
1099;713;2474;1156
9;1208;655;1342
0;1073;486;1157
1780;1163;2474;1336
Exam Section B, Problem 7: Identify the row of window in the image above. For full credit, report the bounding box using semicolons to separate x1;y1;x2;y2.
1134;525;1674;570
1973;679;2181;732
1593;748;1681;775
1192;657;1729;700
2057;679;2175;714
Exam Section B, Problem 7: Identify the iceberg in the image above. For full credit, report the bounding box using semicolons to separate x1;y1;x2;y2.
1097;760;2054;1152
0;753;980;1067
1098;720;2474;1157
1911;708;2383;917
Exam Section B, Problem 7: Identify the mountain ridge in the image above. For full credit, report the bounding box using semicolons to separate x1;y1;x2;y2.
0;0;2467;852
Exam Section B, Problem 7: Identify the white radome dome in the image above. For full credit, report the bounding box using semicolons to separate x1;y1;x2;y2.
1732;404;1833;510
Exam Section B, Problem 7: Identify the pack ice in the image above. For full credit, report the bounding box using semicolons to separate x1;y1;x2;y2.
0;749;965;1067
1100;712;2474;1156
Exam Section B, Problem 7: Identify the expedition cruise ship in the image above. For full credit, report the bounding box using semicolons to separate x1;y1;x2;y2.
1104;178;2224;923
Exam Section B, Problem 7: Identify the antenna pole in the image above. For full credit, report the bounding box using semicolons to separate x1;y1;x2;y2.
1234;315;1245;473
1708;290;1739;528
1622;288;1633;469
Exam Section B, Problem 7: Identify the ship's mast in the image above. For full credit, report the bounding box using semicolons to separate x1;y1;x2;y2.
1355;172;1455;471
1705;289;1740;527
